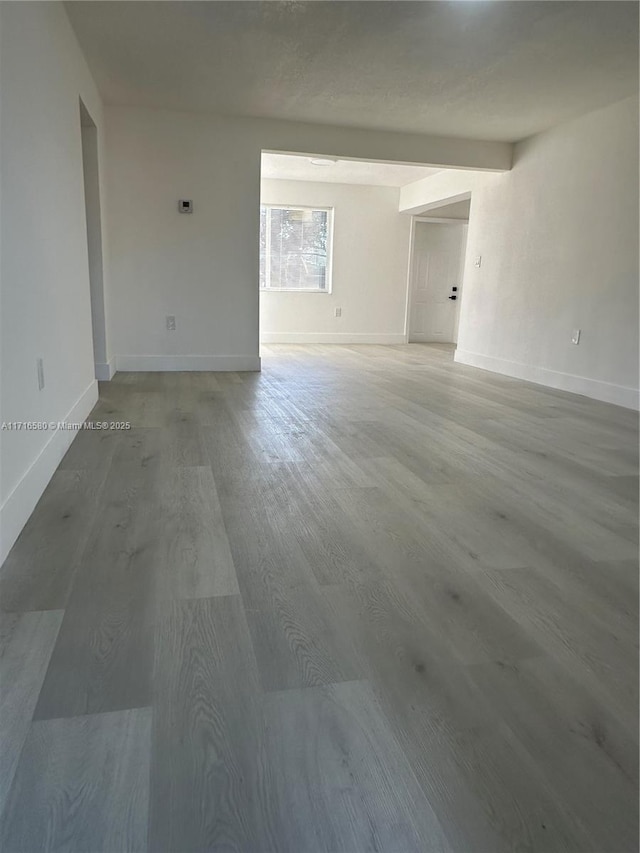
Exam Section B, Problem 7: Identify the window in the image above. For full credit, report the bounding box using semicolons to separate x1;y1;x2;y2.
260;205;332;292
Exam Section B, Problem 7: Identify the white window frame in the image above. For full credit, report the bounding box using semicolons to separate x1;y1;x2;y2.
260;204;334;293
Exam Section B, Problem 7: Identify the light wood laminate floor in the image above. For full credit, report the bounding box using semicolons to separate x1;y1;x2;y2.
1;343;638;852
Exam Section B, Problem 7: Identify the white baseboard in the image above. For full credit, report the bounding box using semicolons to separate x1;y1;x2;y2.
260;333;407;345
0;379;99;566
95;359;115;381
115;354;261;372
454;349;639;410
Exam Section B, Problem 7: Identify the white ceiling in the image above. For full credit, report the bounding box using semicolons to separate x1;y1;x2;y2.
261;153;440;187
66;1;639;143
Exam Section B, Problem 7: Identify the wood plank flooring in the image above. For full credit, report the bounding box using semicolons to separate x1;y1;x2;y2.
0;343;637;852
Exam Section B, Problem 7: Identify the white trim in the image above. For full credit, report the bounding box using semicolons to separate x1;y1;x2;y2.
260;333;406;345
260;285;333;294
454;349;640;410
115;354;261;372
261;204;333;212
414;216;469;224
95;359;115;381
402;217;417;344
452;223;468;345
0;379;99;565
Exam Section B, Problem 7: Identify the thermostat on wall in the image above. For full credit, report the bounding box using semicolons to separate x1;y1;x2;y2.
178;199;193;214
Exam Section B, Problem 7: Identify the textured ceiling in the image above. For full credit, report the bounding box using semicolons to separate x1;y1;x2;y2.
261;153;440;187
66;1;639;142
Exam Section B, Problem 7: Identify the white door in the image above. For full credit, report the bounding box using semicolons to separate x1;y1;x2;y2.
409;222;467;343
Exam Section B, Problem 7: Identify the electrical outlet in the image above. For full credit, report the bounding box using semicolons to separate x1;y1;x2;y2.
166;315;176;331
334;307;342;318
474;256;482;268
36;357;45;390
571;328;581;345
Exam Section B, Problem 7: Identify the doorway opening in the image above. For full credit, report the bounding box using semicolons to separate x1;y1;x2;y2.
258;151;440;352
79;100;109;380
407;212;469;345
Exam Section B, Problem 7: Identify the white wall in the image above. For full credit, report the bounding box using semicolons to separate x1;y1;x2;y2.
81;114;110;378
420;199;470;221
104;105;511;372
0;3;107;563
260;180;411;343
455;97;639;409
105;107;262;371
400;169;495;215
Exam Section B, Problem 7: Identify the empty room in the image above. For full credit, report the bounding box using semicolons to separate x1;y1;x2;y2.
0;2;638;852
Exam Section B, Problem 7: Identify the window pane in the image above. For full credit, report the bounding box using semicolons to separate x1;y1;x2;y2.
262;207;329;290
259;206;267;289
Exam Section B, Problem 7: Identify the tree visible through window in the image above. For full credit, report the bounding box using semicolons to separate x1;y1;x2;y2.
260;206;332;291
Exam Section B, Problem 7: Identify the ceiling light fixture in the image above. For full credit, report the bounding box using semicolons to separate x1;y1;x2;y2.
309;157;338;166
